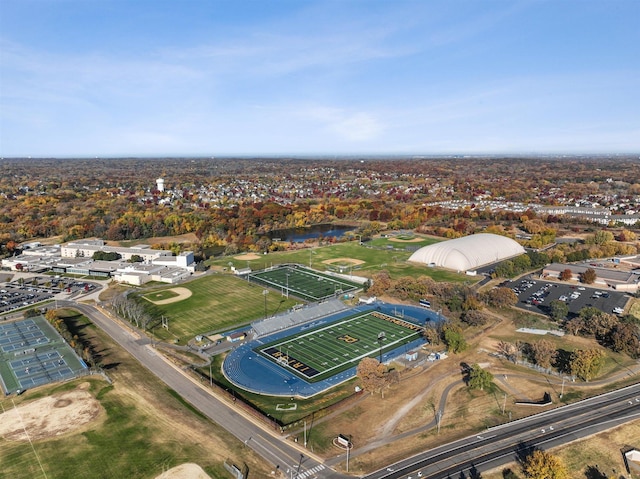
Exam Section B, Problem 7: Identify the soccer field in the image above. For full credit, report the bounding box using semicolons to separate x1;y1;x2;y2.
256;310;422;383
248;265;361;301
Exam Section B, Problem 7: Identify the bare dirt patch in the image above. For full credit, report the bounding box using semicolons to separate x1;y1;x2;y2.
234;253;262;260
146;287;193;305
155;463;212;479
0;385;103;441
388;237;424;243
322;257;366;266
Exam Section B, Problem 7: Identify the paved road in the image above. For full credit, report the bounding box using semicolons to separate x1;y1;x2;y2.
360;383;640;478
64;300;640;479
61;301;338;479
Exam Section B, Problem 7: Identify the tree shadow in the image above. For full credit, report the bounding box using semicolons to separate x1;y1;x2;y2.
584;465;607;479
468;464;482;479
515;441;536;465
555;348;573;374
502;468;520;478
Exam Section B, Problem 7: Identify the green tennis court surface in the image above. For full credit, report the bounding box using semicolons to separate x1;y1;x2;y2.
256;309;422;382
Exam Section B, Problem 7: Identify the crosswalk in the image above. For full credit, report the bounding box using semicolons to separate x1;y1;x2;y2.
290;464;325;478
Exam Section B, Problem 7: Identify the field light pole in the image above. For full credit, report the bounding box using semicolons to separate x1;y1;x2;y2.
377;332;386;364
286;272;290;298
263;289;269;319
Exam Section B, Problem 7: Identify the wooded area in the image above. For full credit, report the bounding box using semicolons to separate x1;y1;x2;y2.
1;157;638;260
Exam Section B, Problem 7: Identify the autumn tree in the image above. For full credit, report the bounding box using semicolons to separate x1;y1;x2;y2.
588;230;614;245
610;323;640;357
581;311;619;341
580;268;597;284
468;364;493;391
565;317;585;336
423;326;440;345
45;309;58;322
461;310;489;327
570;348;605;382
530;340;557;369
356;357;388;396
367;270;392;297
486;287;518;308
496;340;518;362
559;268;573;281
522;449;569;479
617;229;637;242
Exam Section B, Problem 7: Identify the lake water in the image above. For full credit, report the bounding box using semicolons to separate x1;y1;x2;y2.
268;224;356;242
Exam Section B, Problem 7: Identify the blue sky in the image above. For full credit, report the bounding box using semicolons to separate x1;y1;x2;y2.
1;0;638;157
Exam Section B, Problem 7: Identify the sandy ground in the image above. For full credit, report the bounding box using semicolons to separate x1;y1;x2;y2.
0;383;103;441
154;463;212;479
146;287;193;305
388;237;424;243
234;253;261;260
322;257;366;265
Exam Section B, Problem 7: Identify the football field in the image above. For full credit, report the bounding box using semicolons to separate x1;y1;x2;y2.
255;309;422;383
248;265;361;301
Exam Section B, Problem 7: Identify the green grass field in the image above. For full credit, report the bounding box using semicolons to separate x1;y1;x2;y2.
208;240;467;283
257;310;422;382
248;265;362;301
137;235;466;344
135;274;299;343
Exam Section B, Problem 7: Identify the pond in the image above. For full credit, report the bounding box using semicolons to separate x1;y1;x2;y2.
267;224;357;243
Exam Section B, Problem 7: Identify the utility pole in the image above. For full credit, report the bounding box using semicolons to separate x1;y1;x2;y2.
560;376;565;398
303;420;307;448
502;393;507;414
436;409;443;434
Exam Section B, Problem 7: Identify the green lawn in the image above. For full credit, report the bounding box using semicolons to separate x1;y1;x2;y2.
135;274;300;343
208;241;467;283
136;236;467;343
203;354;359;426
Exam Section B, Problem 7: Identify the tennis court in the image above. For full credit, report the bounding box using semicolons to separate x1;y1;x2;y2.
256;309;422;382
248;264;361;302
0;317;88;394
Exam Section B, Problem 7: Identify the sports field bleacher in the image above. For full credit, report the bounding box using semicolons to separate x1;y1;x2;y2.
251;298;348;337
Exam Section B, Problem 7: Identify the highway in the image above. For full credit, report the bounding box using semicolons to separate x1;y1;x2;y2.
362;383;640;478
63;300;640;479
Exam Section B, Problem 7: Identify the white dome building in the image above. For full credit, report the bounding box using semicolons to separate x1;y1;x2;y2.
408;233;526;271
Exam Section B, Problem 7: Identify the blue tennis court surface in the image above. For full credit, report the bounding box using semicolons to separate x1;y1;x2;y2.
0;317;88;394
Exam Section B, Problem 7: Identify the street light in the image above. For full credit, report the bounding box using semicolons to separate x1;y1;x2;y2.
377;331;386;364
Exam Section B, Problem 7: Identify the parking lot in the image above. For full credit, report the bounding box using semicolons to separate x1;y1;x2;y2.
0;276;98;315
510;276;630;318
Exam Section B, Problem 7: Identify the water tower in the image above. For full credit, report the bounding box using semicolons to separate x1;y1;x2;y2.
156;178;165;192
